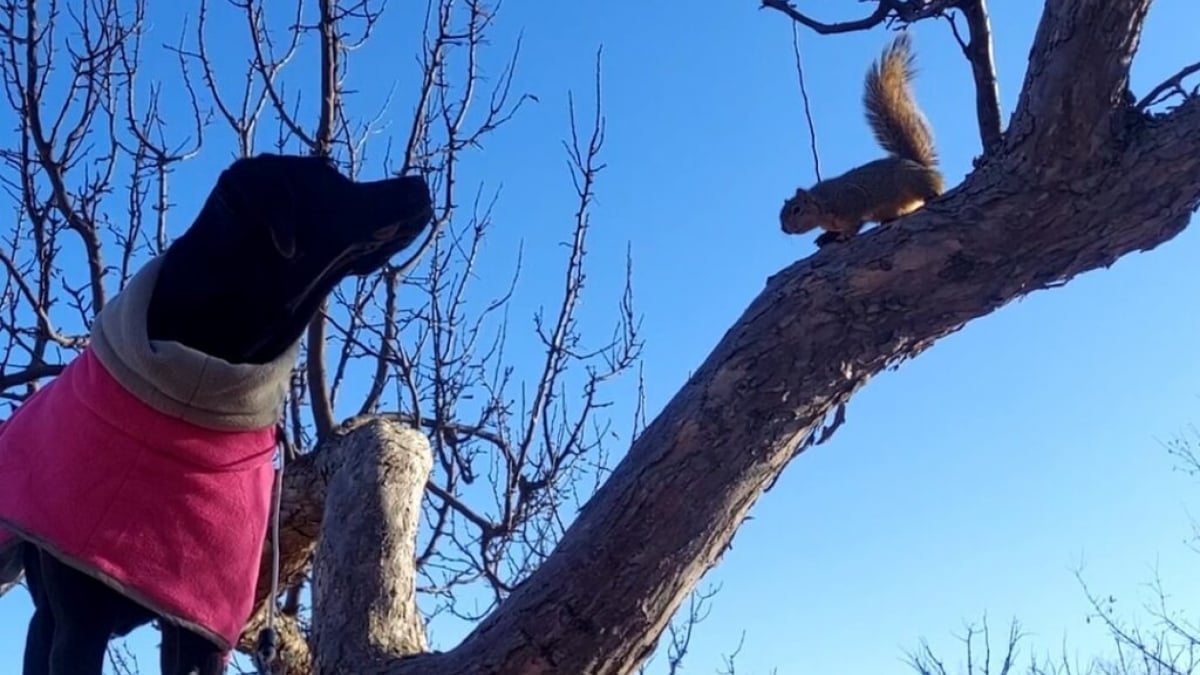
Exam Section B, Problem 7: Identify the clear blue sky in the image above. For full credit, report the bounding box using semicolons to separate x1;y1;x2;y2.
2;1;1199;673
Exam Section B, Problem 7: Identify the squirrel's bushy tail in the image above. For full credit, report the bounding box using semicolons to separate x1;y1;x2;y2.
863;32;938;168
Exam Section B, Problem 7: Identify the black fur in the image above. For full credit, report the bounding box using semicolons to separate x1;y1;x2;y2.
20;154;433;674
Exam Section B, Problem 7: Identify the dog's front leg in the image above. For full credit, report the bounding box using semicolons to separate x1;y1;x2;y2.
22;605;54;675
21;544;55;675
37;552;123;675
160;622;226;675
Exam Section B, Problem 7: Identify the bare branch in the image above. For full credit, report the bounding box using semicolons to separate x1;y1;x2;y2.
954;0;1003;154
1138;60;1200;110
0;362;64;390
759;0;892;34
762;0;1005;156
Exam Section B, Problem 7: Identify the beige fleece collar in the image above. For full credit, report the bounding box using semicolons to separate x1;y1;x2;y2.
89;256;299;431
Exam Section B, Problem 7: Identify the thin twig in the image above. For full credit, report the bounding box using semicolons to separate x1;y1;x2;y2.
790;22;820;181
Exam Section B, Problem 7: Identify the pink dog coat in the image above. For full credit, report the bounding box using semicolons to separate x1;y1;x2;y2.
0;348;275;649
0;256;296;651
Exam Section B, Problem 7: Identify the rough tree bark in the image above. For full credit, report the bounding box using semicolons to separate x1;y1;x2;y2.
312;421;431;671
236;416;427;673
235;0;1200;673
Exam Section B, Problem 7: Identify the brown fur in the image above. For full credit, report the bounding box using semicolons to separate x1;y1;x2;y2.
780;33;943;244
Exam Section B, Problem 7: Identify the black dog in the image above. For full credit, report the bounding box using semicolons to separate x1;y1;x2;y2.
5;154;433;674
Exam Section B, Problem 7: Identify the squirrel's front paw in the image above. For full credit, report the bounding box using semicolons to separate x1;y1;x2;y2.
814;231;850;248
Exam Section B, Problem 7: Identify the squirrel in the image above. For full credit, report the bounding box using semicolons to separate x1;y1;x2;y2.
779;33;944;248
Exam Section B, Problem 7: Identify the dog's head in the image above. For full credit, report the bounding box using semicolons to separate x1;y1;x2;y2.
146;154;434;364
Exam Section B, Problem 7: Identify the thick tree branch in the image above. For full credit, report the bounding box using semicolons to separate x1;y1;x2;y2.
312;420;431;671
1007;0;1151;161
231;414;410;659
382;92;1200;674
228;418;435;671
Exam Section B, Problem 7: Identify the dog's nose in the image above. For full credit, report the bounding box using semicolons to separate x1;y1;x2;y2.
343;175;434;243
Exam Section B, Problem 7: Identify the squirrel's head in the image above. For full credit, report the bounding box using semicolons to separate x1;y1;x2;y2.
779;190;826;234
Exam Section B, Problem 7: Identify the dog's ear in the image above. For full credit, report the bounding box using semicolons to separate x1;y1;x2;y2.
372;221;401;241
222;153;308;260
266;216;298;260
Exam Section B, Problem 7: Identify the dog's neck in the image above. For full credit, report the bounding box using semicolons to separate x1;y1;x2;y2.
91;256;297;431
144;219;320;366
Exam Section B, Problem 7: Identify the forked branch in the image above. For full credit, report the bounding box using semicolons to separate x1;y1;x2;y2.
762;0;1004;155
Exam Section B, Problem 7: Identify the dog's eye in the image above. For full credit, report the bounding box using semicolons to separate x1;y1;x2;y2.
373;223;399;241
